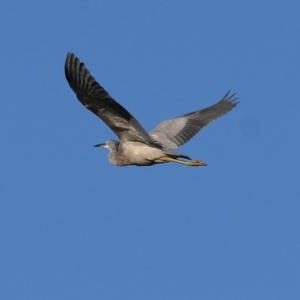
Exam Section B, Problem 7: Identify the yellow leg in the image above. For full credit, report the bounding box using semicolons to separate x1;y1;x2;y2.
160;156;207;167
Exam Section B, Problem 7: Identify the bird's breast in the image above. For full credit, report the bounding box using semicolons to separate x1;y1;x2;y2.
121;141;165;165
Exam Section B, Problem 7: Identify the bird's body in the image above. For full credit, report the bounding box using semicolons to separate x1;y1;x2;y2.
104;141;166;166
65;53;239;167
117;141;168;166
99;140;192;166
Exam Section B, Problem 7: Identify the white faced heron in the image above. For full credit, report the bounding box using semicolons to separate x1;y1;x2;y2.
65;53;239;167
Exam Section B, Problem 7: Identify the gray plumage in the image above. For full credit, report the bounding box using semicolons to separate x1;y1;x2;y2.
150;91;238;149
65;52;239;167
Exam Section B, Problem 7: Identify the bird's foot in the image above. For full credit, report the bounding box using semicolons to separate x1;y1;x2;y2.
187;160;207;167
161;156;207;167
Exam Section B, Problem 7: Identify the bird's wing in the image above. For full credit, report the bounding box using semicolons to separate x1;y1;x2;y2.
65;53;157;145
149;91;239;149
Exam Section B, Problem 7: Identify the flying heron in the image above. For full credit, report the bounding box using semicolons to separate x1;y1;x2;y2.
65;53;239;167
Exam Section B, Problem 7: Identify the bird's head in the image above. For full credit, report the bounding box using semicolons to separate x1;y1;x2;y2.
94;140;119;152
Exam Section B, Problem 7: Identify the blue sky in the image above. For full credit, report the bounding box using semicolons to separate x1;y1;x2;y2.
1;1;299;299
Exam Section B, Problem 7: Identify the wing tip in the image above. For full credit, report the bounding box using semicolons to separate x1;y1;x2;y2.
64;52;76;82
221;90;240;106
65;52;92;91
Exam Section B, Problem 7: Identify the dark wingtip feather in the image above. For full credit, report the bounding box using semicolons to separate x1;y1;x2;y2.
64;52;96;97
64;52;77;89
221;90;240;106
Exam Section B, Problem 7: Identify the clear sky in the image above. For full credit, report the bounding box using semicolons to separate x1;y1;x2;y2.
1;1;299;299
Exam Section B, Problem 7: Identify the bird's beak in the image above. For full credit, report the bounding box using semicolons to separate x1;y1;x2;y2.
94;143;105;148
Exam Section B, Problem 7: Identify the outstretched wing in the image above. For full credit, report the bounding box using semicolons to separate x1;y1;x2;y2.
65;53;156;145
150;91;239;149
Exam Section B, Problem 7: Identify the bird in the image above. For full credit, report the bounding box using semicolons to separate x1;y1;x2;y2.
65;52;239;167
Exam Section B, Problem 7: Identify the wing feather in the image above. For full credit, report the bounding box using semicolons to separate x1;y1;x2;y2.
65;53;157;145
150;91;239;149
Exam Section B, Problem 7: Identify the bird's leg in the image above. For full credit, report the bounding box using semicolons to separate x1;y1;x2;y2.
160;156;207;167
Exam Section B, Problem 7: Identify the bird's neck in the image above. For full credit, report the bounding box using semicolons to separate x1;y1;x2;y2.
108;149;119;165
